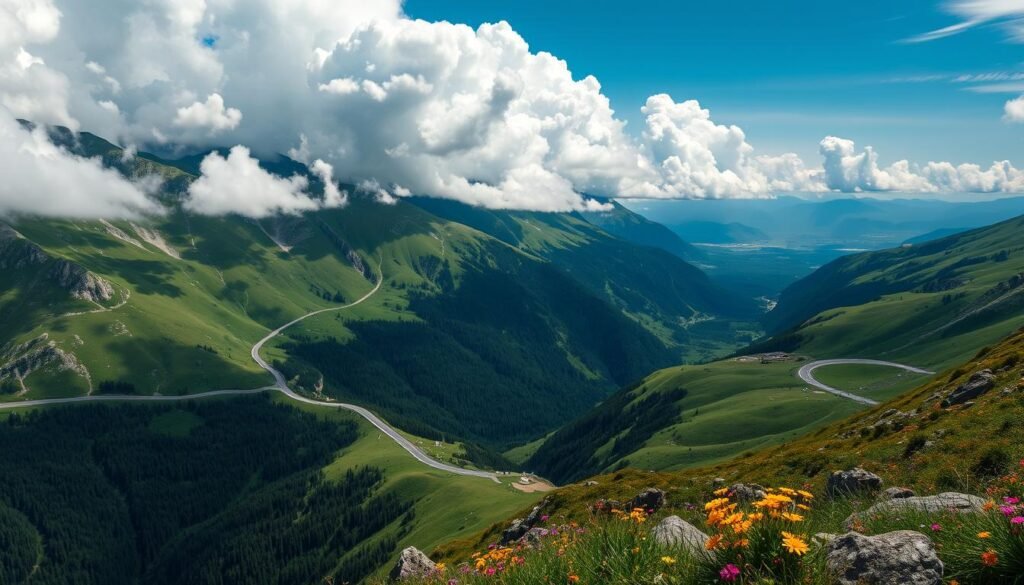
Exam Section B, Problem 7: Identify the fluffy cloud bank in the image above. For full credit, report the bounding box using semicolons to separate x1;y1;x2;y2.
820;136;1024;194
186;146;346;218
0;115;160;218
0;0;1022;219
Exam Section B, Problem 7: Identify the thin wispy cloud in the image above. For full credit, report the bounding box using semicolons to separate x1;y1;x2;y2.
908;0;1024;43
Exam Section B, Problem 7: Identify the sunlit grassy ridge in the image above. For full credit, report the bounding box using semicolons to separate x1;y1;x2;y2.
761;215;1024;369
437;327;1024;579
525;356;930;484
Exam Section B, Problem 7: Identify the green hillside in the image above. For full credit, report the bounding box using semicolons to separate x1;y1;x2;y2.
410;198;762;362
760;215;1024;369
0;126;707;451
525;354;931;483
577;198;704;261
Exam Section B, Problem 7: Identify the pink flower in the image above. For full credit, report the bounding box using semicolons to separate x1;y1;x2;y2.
1001;505;1017;516
719;563;741;582
540;514;549;522
930;523;942;532
1004;497;1021;505
1012;516;1024;525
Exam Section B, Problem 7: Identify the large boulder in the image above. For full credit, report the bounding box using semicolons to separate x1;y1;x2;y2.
827;468;883;498
826;531;942;585
845;492;986;530
389;547;436;581
651;516;708;556
943;370;996;407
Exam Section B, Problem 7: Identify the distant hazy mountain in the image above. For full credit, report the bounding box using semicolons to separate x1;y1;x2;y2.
578;198;704;260
670;220;769;244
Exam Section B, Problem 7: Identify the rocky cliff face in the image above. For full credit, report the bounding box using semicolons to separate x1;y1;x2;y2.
0;334;91;392
1;223;114;303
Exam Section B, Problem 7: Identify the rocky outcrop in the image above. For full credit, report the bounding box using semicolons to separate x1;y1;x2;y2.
500;499;549;545
317;220;375;283
826;531;943;585
629;487;666;513
727;483;766;502
1;224;114;302
49;259;114;302
651;516;708;556
0;334;91;391
845;492;986;530
388;547;436;581
827;468;883;498
943;370;996;407
593;487;667;516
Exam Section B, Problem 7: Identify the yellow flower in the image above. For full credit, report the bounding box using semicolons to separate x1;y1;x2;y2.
748;512;765;522
782;512;805;522
714;487;731;497
631;547;640;554
797;490;815;500
705;497;731;511
660;556;677;565
732;519;753;535
797;504;811;511
781;532;810;556
723;512;745;526
978;531;992;539
435;562;447;572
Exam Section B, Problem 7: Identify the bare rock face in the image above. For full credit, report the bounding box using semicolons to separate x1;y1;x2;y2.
388;547;436;581
500;498;549;545
651;516;708;557
49;260;114;302
845;492;986;530
826;531;943;585
827;468;883;498
1;224;114;302
943;370;996;407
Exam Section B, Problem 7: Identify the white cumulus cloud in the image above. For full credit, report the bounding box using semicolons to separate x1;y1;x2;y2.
1005;95;1024;122
174;93;242;133
820;136;1024;194
0;113;161;218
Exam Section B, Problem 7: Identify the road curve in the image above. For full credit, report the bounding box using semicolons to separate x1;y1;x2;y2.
2;268;498;482
797;359;934;406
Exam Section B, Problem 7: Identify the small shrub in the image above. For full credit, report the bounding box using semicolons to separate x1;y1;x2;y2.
972;448;1012;480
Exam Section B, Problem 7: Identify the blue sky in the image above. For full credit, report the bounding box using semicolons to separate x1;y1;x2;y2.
406;0;1023;166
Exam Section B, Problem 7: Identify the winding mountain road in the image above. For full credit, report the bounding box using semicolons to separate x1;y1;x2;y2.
797;359;934;406
1;268;498;482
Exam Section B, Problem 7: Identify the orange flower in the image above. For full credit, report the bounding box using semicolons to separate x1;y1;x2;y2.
781;531;810;556
981;550;999;567
568;575;580;583
705;534;724;550
983;500;997;511
978;531;992;539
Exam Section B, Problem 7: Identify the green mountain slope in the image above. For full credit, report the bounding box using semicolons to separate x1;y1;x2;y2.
578;198;704;261
760;215;1024;368
409;198;761;362
0;126;687;449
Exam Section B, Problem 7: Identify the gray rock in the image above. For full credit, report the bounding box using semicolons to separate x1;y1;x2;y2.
827;468;883;498
813;532;838;546
845;492;986;530
629;487;666;513
712;477;726;486
389;547;436;581
728;483;767;502
943;370;996;407
826;531;942;585
650;516;708;556
523;527;550;546
500;499;549;544
584;480;599;487
880;487;916;501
